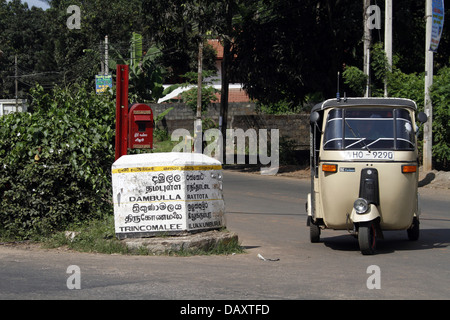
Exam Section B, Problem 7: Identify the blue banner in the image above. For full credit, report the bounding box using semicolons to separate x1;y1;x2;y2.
430;0;445;52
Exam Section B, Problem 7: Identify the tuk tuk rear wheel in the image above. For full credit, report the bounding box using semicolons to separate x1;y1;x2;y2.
358;221;377;255
309;218;321;243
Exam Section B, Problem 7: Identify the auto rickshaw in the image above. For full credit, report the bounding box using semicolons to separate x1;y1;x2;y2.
306;97;428;255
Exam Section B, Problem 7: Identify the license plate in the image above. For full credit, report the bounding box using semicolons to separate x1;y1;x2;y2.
343;151;394;160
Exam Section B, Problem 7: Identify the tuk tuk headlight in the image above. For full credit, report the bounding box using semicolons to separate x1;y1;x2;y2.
354;198;369;214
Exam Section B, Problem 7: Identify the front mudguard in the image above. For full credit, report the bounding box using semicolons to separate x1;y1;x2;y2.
350;204;380;223
306;193;312;217
416;192;421;218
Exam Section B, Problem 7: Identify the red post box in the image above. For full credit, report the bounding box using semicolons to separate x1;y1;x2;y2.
128;103;153;149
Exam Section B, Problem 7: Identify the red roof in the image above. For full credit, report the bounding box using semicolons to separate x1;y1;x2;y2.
215;87;251;103
207;39;224;60
159;40;250;103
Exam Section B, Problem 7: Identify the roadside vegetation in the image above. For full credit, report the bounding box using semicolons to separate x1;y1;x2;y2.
343;43;450;170
0;1;448;253
0;82;242;255
43;215;243;256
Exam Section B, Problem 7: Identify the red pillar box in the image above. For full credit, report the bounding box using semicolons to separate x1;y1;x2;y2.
128;103;153;149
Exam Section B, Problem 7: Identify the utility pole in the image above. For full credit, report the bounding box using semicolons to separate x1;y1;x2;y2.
100;40;104;74
363;0;372;97
196;40;203;121
384;0;393;97
194;39;204;153
105;35;109;75
219;1;233;162
423;0;434;171
15;55;18;112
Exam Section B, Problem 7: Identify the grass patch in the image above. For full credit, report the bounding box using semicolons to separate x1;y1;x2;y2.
43;215;244;256
152;138;180;153
43;215;130;254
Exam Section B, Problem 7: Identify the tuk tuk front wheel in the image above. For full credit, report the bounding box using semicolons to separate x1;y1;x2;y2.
407;217;420;241
358;221;377;255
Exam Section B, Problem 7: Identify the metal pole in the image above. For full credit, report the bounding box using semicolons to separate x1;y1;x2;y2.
219;2;233;163
364;0;372;97
100;40;104;75
105;35;109;75
196;40;203;121
194;40;204;154
15;55;18;112
384;0;393;97
424;0;433;171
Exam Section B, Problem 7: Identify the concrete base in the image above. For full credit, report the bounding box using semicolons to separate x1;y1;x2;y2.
123;230;239;255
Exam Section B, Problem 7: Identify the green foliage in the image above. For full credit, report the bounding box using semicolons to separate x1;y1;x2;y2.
388;70;424;109
143;0;226;83
343;42;449;169
109;35;165;103
0;83;115;239
231;0;364;107
256;100;301;115
181;86;218;114
128;47;165;103
430;66;450;170
343;43;394;98
279;137;299;165
44;215;129;254
371;43;388;75
153;106;174;141
343;66;367;97
164;70;219;114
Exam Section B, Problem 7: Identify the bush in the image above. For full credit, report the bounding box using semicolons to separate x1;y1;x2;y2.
0;83;116;239
430;66;450;170
343;66;367;97
181;85;218;114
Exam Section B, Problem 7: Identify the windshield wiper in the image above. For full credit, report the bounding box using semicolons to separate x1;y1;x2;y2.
346;138;367;149
344;119;371;152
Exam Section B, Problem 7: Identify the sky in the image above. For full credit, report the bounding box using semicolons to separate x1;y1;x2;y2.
7;0;50;10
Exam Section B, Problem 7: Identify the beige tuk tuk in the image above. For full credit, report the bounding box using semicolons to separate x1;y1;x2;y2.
306;98;428;254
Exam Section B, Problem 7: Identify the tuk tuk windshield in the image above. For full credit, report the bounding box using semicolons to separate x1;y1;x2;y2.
323;108;415;150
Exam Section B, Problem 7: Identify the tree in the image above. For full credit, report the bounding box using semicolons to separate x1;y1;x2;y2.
142;0;221;84
230;0;363;108
0;0;145;98
108;33;165;103
0;0;49;98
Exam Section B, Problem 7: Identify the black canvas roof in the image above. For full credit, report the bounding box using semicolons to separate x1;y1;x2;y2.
311;97;417;113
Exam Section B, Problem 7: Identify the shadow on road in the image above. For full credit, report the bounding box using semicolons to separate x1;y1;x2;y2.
321;228;450;254
419;172;436;187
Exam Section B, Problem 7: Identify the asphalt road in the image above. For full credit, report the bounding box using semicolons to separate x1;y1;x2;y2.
0;170;449;301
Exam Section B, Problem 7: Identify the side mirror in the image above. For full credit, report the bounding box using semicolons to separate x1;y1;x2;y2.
417;112;428;124
310;111;320;124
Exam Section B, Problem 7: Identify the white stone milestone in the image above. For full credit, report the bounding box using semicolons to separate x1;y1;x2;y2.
112;152;225;239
